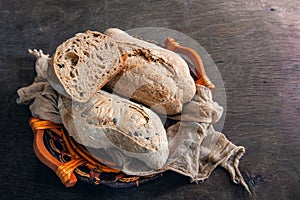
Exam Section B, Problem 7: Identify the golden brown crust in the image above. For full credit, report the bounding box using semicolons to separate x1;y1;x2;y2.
58;90;169;170
104;28;196;115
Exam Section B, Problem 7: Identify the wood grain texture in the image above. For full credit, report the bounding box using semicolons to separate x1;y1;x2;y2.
1;0;300;199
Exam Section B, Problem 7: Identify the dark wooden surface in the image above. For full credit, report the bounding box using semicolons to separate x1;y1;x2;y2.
1;0;300;199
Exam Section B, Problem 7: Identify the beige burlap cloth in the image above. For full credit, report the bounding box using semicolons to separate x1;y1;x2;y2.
17;49;250;193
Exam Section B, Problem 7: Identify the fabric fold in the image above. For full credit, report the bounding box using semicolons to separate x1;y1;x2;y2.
17;49;250;193
168;85;223;124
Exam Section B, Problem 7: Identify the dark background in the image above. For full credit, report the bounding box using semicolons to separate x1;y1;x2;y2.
1;0;300;199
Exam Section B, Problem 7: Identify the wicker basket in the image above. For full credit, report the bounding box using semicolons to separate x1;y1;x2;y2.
30;118;162;187
29;37;214;187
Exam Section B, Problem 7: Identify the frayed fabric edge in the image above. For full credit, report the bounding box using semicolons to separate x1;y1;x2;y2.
169;143;251;195
220;146;252;195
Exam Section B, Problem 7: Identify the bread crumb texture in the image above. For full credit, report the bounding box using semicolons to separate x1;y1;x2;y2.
53;30;123;102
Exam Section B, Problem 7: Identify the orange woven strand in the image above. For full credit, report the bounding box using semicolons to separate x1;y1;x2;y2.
65;133;120;173
55;158;86;185
30;118;62;133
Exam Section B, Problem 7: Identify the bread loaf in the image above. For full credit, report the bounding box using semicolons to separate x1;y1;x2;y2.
48;30;126;102
104;28;196;115
58;90;169;170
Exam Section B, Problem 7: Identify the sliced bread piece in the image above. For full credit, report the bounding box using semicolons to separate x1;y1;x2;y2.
50;30;126;102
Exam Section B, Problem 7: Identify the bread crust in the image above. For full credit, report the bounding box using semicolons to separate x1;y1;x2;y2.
58;90;169;170
104;28;196;115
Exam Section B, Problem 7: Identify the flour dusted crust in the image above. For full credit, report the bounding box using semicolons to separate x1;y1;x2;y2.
104;28;196;115
58;90;169;170
50;30;126;102
18;41;249;191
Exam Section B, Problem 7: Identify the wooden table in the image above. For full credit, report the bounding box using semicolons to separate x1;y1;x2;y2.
1;0;299;199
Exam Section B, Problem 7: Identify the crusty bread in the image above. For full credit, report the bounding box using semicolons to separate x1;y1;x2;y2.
50;30;126;102
104;28;196;115
58;90;169;170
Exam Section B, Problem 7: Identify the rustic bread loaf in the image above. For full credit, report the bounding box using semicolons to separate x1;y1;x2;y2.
104;28;196;115
48;30;126;102
58;90;169;170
